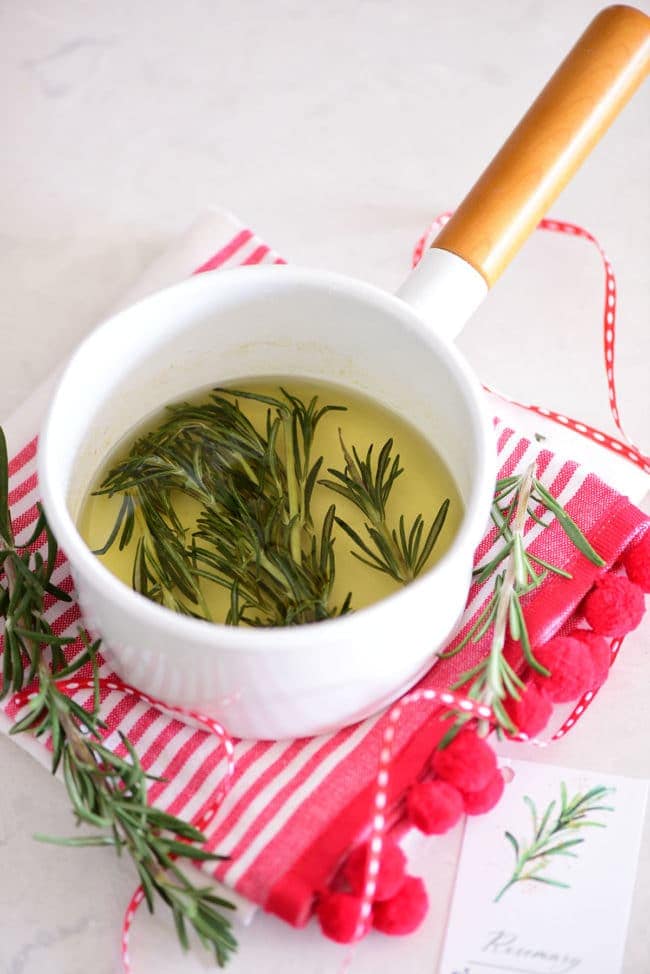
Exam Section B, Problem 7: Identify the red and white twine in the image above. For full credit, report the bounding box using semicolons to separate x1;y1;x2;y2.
352;687;494;940
413;214;650;475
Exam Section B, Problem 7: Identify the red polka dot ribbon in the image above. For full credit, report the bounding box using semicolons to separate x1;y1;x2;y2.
413;214;650;474
353;687;494;940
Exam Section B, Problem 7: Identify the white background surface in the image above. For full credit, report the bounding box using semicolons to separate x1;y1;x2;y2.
0;1;649;973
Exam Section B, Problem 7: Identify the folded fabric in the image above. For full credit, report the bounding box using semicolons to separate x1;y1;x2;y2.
1;216;648;935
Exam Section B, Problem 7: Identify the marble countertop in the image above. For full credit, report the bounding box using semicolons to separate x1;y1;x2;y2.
1;1;648;972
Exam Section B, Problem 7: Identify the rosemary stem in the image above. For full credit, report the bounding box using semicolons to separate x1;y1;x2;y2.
58;700;97;767
494;876;518;903
483;461;536;710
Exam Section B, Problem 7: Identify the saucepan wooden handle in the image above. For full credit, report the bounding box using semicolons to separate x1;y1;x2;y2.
433;5;650;287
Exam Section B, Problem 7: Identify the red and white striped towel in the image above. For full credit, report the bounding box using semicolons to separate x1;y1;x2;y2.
1;214;648;930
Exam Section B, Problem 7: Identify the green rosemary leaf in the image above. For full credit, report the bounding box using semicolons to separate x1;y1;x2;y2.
510;594;548;675
334;517;386;567
216;387;288;411
10;626;74;647
9;698;48;735
523;796;539;837
304;455;323;519
472;595;500;643
500;660;526;698
0;428;11;544
473;541;514;585
526;506;552;528
160;840;225;862
450;659;487;688
504;830;519;858
414;499;450;575
560;780;568;815
34;833;119;848
348;549;394;576
173;908;190;951
532;479;605;566
92;493;132;555
526;552;572;579
535;798;556;842
527;876;571;889
491;697;519;735
22;509;46;550
538;838;584;857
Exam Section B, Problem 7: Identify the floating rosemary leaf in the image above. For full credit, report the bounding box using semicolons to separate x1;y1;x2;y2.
321;432;450;584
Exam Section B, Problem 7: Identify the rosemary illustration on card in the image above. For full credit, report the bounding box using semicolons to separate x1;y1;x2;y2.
495;782;615;902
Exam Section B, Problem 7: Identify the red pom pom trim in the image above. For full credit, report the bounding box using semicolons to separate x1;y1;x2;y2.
372;876;429;935
583;574;645;637
532;636;594;703
317;891;369;944
504;682;553;738
342;837;406;901
570;628;611;689
406;779;464;835
623;531;650;593
462;770;505;815
432;729;497;793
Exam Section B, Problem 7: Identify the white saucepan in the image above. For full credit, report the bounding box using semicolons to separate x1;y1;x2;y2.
39;7;650;738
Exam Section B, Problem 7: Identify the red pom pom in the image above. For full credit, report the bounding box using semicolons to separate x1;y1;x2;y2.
342;837;406;901
583;574;645;637
623;533;650;593
504;683;553;737
532;636;594;703
570;629;611;689
317;891;369;944
406;780;464;835
432;729;497;793
372;876;429;935
462;770;505;815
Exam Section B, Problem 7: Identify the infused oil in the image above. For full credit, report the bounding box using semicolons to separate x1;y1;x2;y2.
78;377;463;625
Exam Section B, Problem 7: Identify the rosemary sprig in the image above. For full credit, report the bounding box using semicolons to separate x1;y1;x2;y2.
441;461;605;740
96;388;351;626
495;783;614;902
321;433;450;584
0;428;237;966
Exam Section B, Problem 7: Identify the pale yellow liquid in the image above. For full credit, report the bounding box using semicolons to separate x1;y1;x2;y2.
78;378;463;621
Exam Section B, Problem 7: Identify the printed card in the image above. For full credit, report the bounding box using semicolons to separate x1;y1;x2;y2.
439;758;647;974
